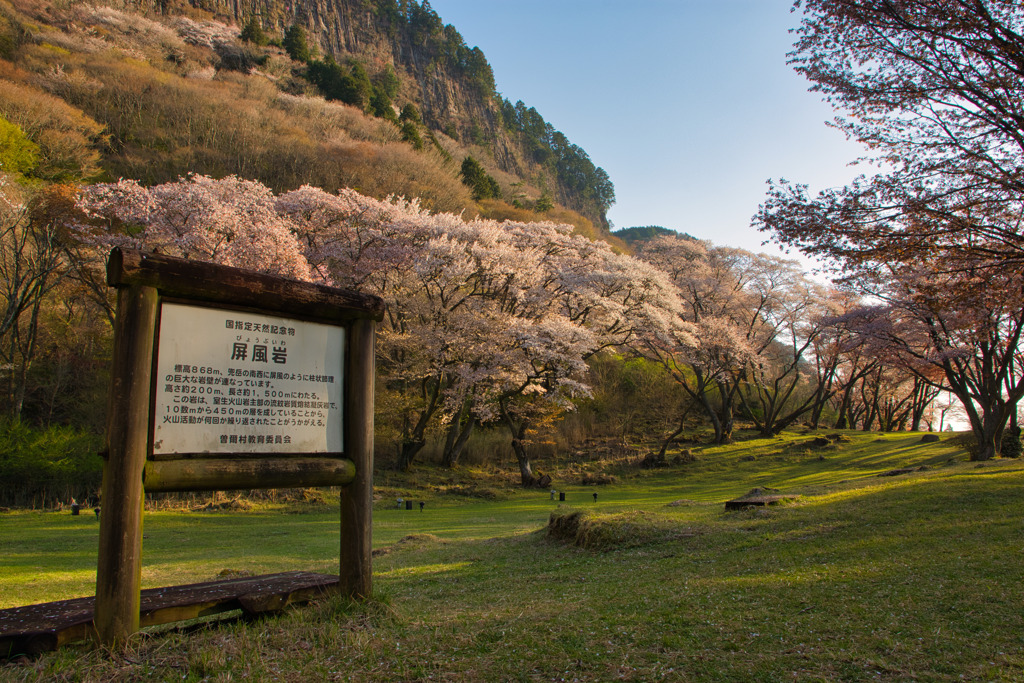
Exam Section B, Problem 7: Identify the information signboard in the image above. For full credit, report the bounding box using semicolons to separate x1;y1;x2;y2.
152;302;345;456
96;248;382;645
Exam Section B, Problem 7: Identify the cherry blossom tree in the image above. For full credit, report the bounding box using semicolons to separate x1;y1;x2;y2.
731;255;836;436
291;191;457;468
763;1;1024;268
850;257;1024;457
74;176;684;482
275;186;595;476
635;235;869;440
282;184;684;479
758;1;1024;451
635;236;774;444
806;292;882;430
76;175;312;281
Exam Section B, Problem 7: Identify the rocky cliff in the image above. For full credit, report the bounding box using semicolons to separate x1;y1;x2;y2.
125;0;609;227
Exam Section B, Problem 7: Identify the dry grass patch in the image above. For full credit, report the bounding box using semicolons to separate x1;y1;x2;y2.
371;533;446;558
547;508;703;551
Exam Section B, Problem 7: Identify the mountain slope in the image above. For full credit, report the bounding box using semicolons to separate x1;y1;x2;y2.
0;0;613;231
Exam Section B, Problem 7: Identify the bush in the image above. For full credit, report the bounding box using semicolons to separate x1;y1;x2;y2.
306;57;371;109
1001;429;1022;458
215;42;267;72
0;76;104;182
398;103;421;125
0;421;103;508
374;64;400;99
0;115;37;176
400;120;424;150
460;155;500;200
370;89;397;122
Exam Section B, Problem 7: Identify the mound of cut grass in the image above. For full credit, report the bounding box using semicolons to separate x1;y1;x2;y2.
371;533;446;557
548;508;703;550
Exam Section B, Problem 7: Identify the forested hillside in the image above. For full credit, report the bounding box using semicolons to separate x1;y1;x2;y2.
0;0;626;503
0;0;614;230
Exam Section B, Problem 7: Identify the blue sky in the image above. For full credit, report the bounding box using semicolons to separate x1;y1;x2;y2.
427;0;867;256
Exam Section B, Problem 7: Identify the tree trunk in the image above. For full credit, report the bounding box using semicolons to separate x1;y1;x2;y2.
11;296;45;420
965;404;1011;461
719;407;734;443
698;391;725;444
974;426;999;461
658;407;691;459
396;438;425;471
735;382;770;438
809;359;839;430
834;386;854;428
499;397;535;486
511;438;535;486
392;377;442;471
945;373;1015;461
441;409;475;468
716;379;736;444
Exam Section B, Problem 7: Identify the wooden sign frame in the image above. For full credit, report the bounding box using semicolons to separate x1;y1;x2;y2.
96;248;384;646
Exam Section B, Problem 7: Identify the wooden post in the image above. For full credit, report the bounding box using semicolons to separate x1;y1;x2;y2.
95;284;158;646
340;317;375;597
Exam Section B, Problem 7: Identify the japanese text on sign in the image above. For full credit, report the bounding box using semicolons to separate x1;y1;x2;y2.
152;303;345;455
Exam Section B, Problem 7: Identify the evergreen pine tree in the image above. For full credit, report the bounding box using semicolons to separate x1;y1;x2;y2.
283;24;311;62
460;156;500;200
240;16;268;46
534;190;553;212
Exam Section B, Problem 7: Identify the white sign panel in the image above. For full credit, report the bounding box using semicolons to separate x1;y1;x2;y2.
152;303;344;455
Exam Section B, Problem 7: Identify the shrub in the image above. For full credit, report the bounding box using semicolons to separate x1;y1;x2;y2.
1001;429;1022;458
77;5;184;55
0;78;104;182
369;89;397;121
215;42;267;72
0;115;38;176
172;16;237;49
0;421;103;508
374;64;400;99
398;103;421;125
306;57;372;108
459;155;500;200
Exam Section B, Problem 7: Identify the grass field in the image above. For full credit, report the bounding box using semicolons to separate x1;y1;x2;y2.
2;431;1023;681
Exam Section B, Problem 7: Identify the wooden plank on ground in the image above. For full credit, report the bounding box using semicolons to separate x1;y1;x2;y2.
0;571;339;658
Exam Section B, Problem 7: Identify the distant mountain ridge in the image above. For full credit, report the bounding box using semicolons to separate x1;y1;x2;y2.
613;226;697;245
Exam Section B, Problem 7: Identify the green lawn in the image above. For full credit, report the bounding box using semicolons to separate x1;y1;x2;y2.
2;431;1023;681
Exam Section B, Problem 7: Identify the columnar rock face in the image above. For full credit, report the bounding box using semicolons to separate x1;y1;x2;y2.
130;0;506;153
123;0;606;226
